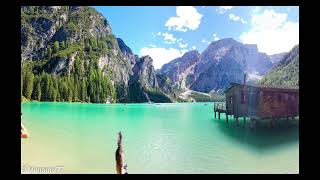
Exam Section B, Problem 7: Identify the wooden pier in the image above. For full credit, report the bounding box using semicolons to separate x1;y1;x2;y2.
214;102;297;128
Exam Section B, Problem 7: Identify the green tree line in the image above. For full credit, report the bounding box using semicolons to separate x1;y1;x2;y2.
21;61;116;104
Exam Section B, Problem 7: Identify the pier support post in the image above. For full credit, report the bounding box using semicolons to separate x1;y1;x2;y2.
214;111;216;119
226;114;229;124
244;117;246;126
272;118;276;128
236;116;239;126
218;112;220;120
226;114;228;123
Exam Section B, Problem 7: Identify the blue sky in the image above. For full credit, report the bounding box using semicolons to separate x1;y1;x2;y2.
94;6;299;69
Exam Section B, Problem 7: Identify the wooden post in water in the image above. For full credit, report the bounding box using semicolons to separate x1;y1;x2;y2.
271;118;275;128
214;111;216;119
226;114;228;122
244;117;246;126
218;112;220;120
236;116;239;126
226;114;229;124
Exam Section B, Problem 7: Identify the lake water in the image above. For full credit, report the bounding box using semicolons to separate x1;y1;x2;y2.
21;102;299;174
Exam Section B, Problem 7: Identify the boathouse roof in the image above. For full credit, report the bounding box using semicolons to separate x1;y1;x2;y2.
223;83;299;93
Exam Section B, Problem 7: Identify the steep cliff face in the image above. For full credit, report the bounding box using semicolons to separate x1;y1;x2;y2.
116;38;138;66
114;37;171;103
191;43;247;92
131;56;158;89
21;6;112;61
158;50;200;90
21;6;156;102
268;52;287;64
158;38;274;93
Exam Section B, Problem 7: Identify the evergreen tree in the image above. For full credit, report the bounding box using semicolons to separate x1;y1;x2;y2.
81;79;87;102
66;39;70;48
23;64;34;99
21;65;23;97
47;47;52;59
32;75;41;101
60;41;65;50
53;41;59;53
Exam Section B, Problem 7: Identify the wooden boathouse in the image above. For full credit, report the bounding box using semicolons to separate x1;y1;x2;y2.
214;77;299;128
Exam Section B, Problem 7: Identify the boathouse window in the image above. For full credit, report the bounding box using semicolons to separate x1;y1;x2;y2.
258;91;263;105
278;94;282;102
256;93;260;106
241;91;245;104
284;93;288;101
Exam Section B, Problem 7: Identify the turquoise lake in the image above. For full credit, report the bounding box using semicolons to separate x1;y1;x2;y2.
21;102;299;174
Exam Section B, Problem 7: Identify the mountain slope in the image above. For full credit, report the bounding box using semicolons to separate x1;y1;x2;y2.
259;45;299;88
158;38;274;93
21;6;170;103
268;52;287;64
158;50;200;91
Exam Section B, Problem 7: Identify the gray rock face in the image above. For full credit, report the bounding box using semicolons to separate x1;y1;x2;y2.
21;6;112;62
116;38;138;66
131;55;158;89
21;16;57;61
268;52;287;64
158;50;200;90
116;38;160;100
158;38;275;93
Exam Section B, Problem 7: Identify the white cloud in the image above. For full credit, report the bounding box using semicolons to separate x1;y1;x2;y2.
229;14;240;21
212;33;220;41
216;6;233;14
201;39;210;44
165;6;203;32
229;14;247;24
241;19;247;24
149;44;157;48
179;42;188;48
252;7;261;14
240;9;299;55
140;47;186;69
157;32;177;44
162;33;176;44
192;46;196;50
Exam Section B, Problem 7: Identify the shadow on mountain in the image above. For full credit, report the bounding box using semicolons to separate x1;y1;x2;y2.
211;117;299;151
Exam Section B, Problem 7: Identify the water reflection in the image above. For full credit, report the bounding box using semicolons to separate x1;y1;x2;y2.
212;117;299;150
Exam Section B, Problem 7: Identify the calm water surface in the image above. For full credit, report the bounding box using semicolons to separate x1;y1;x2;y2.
21;102;299;174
